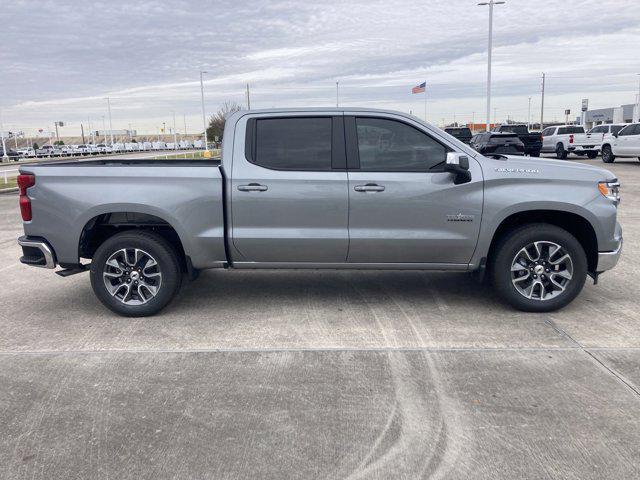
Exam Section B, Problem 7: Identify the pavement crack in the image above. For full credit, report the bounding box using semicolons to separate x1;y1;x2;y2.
545;318;640;400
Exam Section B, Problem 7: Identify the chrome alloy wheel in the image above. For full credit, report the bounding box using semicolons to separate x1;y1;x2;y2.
510;241;573;301
102;248;162;305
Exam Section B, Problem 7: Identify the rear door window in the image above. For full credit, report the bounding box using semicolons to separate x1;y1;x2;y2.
252;117;332;170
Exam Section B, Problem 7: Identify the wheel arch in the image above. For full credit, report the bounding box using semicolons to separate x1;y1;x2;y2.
486;210;598;273
78;210;189;271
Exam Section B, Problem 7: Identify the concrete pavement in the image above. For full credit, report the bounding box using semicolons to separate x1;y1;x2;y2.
0;157;639;479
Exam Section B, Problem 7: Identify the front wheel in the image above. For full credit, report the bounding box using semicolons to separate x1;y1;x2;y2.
602;145;615;163
490;224;587;312
90;230;182;316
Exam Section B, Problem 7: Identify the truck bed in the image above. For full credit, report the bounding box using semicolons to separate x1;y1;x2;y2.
20;160;227;269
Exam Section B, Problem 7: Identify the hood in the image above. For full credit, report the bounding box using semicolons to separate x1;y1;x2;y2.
489;154;616;181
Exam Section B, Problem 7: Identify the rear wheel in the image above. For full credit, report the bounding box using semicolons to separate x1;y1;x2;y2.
555;143;568;159
602;145;615;163
490;224;587;312
586;151;598;159
90;230;182;316
530;150;540;157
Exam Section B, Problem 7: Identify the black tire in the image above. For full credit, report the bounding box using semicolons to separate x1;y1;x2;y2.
586;151;598;159
601;145;615;163
530;150;540;157
90;230;182;317
555;143;568;159
490;224;587;312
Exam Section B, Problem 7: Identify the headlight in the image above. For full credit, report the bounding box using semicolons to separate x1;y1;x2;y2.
598;180;620;205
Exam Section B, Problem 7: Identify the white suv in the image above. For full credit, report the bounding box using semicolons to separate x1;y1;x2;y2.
602;123;640;163
540;125;590;159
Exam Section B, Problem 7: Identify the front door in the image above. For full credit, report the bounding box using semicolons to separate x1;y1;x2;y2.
345;115;483;265
231;115;349;263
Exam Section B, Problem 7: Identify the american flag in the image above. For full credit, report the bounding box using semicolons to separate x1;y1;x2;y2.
412;81;426;94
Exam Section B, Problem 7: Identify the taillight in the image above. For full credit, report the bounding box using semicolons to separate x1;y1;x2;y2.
569;134;574;144
17;174;35;221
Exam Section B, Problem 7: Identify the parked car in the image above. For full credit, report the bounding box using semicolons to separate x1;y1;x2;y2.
17;108;622;317
601;122;640;163
492;124;542;156
470;132;525;155
581;124;627;156
444;127;473;144
540;125;593;159
17;148;37;158
73;145;92;156
0;146;20;160
59;145;76;156
36;145;62;157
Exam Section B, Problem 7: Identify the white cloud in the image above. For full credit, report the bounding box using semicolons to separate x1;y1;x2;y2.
1;0;640;134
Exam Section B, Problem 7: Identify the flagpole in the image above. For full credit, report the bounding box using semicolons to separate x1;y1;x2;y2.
424;80;427;122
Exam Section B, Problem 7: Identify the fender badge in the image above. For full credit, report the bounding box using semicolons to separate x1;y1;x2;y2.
495;167;540;174
447;213;474;222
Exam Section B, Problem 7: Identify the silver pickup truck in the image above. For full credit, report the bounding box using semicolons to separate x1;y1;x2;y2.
17;108;622;316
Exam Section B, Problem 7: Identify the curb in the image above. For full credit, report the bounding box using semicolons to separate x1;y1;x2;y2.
0;187;18;194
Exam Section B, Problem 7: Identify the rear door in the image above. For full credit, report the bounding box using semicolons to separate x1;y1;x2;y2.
627;124;640;155
345;114;483;265
614;124;636;155
541;127;556;151
230;114;349;263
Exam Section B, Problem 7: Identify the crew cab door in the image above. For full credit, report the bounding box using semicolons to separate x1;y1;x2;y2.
344;115;483;265
230;114;349;263
541;127;556;151
619;124;640;155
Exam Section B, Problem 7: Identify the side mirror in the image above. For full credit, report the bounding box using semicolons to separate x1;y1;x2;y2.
444;152;471;185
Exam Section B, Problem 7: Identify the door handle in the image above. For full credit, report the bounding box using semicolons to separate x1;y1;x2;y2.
238;183;268;192
354;184;385;192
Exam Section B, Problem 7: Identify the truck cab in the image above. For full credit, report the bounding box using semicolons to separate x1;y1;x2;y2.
602;123;640;163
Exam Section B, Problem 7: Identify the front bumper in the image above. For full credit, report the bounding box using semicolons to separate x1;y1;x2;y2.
597;237;623;272
18;236;56;269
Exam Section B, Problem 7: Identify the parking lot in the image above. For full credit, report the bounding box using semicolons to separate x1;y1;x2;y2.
0;155;639;478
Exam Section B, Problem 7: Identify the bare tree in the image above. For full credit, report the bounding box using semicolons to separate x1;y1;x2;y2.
207;101;241;141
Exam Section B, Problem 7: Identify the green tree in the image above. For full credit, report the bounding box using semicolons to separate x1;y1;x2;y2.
54;140;65;145
206;101;241;142
32;142;39;150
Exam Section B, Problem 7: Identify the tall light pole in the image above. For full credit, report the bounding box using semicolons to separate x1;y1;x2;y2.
200;71;209;152
478;0;505;131
106;97;114;146
172;111;177;150
527;97;531;130
635;73;640;123
540;72;546;131
336;81;339;107
101;116;106;144
0;111;7;161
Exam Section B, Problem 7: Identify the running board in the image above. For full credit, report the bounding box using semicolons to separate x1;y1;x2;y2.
56;264;89;277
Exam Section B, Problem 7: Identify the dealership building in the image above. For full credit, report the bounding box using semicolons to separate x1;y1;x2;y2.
581;103;639;129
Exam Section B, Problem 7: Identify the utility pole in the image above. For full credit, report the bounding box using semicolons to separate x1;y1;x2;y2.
106;97;114;146
246;83;251;110
478;0;506;131
200;71;209;152
54;122;60;142
635;73;640;123
0;111;7;161
527;97;531;130
336;81;339;107
102;116;106;143
540;72;546;131
172;111;177;150
183;114;187;138
81;123;85;144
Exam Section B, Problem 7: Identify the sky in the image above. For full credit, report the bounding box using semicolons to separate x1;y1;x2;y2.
1;0;640;136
